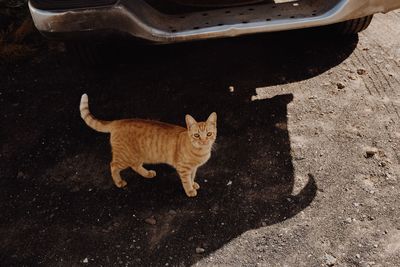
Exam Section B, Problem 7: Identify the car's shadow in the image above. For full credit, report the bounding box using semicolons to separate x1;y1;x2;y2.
0;29;357;266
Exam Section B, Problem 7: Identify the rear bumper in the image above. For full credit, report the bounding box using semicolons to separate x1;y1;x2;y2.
29;0;400;43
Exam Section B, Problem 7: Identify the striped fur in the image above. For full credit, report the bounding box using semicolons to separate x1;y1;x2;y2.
79;94;217;197
80;94;112;133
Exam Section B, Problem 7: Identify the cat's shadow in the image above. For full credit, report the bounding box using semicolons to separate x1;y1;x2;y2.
2;28;358;266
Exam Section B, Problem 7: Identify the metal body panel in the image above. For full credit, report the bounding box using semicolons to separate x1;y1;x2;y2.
29;0;400;43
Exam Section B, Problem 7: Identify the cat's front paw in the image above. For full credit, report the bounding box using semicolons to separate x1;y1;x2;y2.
115;179;127;188
185;189;197;197
146;170;157;179
193;182;200;190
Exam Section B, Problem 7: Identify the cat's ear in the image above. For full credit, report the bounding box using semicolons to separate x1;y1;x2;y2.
185;114;197;129
207;112;217;125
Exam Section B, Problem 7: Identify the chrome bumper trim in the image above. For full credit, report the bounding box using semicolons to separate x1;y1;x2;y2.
29;0;400;43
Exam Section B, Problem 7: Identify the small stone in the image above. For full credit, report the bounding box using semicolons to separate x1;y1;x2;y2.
353;203;360;207
228;86;234;92
168;210;177;215
196;247;205;254
145;216;157;225
365;148;378;158
356;254;360;259
227;180;232;186
324;254;337;266
345;218;352;223
337;82;345;89
83;258;89;263
373;244;378;248
357;68;367;75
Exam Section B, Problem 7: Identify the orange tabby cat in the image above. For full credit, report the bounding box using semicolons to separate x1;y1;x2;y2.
79;94;217;197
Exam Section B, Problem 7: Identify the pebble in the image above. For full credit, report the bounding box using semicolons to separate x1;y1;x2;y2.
365;148;377;158
228;86;234;92
145;216;157;225
357;68;367;75
196;247;205;254
168;210;177;215
227;180;232;186
83;258;88;263
356;254;361;259
336;82;345;89
324;254;337;266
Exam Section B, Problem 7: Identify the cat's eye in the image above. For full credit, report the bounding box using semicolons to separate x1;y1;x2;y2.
194;133;200;138
207;132;212;137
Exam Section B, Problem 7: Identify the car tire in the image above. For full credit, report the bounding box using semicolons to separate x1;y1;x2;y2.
332;15;373;34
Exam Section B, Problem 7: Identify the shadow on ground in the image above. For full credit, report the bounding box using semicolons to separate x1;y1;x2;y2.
0;29;357;266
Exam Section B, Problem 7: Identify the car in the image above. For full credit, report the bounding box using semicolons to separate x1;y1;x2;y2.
28;0;400;63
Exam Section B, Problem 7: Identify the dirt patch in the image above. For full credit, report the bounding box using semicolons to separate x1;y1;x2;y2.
1;8;400;267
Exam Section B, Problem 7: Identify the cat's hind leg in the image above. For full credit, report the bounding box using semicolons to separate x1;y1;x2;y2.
110;162;128;188
131;164;156;179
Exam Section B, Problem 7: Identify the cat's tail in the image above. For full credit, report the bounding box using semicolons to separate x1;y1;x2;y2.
80;94;112;133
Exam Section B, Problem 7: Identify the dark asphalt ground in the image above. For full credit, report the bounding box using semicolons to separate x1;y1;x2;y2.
0;7;377;266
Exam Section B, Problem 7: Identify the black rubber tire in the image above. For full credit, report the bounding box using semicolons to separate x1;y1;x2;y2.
332;15;373;35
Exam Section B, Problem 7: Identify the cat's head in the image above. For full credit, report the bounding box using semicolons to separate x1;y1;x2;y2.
185;112;217;149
